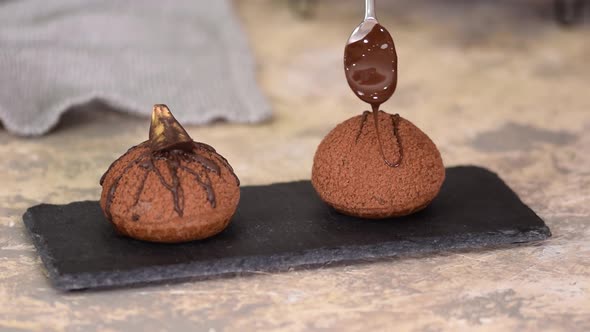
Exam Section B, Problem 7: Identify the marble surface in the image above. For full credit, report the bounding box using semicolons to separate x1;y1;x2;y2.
0;0;589;330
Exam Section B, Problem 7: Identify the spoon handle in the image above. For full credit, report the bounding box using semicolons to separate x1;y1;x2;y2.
365;0;376;20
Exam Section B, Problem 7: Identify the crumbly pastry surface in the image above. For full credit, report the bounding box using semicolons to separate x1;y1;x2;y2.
312;111;445;218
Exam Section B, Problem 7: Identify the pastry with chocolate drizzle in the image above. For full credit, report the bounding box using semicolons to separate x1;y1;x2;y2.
99;104;240;243
311;14;444;218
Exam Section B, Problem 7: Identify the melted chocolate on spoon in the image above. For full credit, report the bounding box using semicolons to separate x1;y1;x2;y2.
100;105;239;220
344;22;403;167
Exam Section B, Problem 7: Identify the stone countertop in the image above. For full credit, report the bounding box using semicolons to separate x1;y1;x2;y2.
0;0;588;331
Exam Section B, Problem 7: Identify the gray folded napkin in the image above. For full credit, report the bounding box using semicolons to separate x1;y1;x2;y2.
0;0;271;136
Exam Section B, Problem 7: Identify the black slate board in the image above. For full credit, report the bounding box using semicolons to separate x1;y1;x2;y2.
23;166;550;291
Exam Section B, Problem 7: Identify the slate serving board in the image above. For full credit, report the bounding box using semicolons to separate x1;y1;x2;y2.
23;166;551;291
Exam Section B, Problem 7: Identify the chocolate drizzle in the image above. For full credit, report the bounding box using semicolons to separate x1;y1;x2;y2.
100;105;239;221
356;111;403;167
344;22;403;167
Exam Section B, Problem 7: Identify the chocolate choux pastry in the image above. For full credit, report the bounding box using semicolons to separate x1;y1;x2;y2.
100;105;240;243
312;110;444;219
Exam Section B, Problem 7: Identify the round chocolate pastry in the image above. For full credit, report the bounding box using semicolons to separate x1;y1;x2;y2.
100;105;240;243
311;110;445;219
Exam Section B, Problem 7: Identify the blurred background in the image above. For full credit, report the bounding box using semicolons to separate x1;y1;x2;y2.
0;0;590;187
1;0;589;331
1;0;588;186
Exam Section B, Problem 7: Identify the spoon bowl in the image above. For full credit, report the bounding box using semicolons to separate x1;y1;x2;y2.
343;1;398;109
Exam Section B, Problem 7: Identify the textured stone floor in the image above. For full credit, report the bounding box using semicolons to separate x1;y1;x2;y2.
0;0;589;331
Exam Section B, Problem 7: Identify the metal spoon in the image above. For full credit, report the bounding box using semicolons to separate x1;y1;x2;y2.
347;0;379;45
